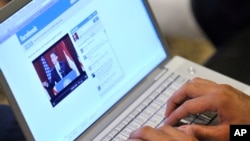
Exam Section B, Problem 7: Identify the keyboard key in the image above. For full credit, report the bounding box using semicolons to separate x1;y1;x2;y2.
113;134;127;141
120;127;132;138
127;121;141;130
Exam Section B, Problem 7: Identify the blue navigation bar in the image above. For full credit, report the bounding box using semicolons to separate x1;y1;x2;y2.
16;0;79;45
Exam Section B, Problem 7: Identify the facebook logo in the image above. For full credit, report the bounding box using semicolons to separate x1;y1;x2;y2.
230;125;250;140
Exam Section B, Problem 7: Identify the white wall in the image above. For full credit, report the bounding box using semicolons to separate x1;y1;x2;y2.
148;0;205;39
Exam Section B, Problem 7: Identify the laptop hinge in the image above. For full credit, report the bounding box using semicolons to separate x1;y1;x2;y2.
154;68;168;81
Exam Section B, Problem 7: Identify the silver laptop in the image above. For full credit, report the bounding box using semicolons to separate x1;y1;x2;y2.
0;0;249;141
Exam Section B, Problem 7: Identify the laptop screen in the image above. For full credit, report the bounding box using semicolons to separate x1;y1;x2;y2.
0;0;167;140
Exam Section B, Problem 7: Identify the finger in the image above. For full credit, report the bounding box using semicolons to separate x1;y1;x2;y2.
128;126;170;141
128;126;157;140
165;94;216;125
177;124;229;141
165;78;217;117
157;125;183;135
157;125;199;141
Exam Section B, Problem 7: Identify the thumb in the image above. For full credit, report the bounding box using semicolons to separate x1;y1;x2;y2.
178;124;229;141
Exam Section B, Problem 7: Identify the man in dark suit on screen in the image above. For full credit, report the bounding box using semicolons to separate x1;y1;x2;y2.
42;52;72;93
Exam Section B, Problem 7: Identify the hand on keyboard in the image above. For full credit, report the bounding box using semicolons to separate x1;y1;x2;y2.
114;77;250;141
163;77;250;141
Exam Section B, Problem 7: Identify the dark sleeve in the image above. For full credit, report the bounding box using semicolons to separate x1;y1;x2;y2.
60;61;72;76
191;0;250;47
0;105;26;141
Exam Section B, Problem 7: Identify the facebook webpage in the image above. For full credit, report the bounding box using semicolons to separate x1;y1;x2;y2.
0;0;166;140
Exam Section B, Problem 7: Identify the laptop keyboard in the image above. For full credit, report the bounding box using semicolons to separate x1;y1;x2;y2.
102;73;217;141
